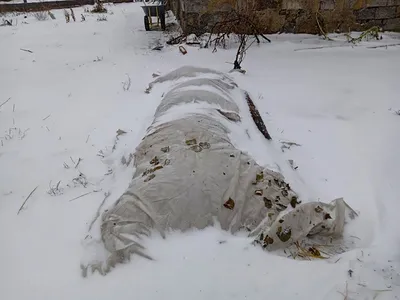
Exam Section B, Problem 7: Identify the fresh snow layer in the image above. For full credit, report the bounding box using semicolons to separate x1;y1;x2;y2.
1;3;400;300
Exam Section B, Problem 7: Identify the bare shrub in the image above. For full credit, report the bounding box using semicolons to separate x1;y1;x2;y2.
204;0;270;70
91;1;107;13
33;11;48;21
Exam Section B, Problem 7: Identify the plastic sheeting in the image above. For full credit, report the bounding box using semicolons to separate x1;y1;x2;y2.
82;66;356;276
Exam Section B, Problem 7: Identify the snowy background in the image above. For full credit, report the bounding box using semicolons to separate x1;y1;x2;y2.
1;3;400;299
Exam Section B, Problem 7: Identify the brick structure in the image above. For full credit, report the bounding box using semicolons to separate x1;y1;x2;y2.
170;0;400;34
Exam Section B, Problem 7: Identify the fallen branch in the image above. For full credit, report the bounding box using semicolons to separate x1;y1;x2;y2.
17;186;39;215
245;92;271;140
166;34;185;45
294;44;352;51
345;26;381;44
0;97;11;109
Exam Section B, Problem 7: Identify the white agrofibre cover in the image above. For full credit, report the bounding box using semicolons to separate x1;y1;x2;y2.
82;66;356;276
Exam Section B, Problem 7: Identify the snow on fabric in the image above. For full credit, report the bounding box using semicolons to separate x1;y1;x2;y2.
82;66;356;275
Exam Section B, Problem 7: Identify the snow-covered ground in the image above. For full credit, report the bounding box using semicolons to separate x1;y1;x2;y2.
1;3;400;300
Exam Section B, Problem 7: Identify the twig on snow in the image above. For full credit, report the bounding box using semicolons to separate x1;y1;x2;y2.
0;97;11;109
42;114;51;121
20;48;33;53
17;186;39;215
75;157;82;168
86;134;90;143
367;43;400;49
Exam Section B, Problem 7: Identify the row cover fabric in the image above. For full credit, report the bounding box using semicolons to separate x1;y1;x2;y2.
82;66;356;276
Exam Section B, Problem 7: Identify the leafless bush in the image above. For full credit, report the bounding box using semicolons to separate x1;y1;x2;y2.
204;0;270;70
33;11;48;21
91;1;107;13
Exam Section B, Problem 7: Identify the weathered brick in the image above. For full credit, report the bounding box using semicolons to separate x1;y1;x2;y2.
365;0;389;7
354;8;376;20
375;6;397;18
320;0;336;10
385;17;400;30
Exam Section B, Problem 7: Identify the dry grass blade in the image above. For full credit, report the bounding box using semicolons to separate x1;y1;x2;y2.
367;43;400;49
315;12;333;41
0;97;11;109
88;192;111;231
17;186;39;215
69;191;93;202
75;157;82;168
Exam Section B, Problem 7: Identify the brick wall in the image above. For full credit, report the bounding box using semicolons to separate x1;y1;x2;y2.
172;0;400;34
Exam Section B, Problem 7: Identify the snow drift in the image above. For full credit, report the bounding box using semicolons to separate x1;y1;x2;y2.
82;66;356;276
